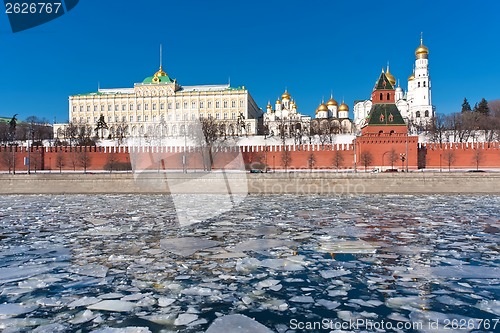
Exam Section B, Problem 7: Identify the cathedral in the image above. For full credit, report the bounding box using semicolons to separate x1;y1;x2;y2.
354;36;435;132
263;90;311;137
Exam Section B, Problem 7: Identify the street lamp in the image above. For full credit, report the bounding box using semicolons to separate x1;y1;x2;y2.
400;153;406;172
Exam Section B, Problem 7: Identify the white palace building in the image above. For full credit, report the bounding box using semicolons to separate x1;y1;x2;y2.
353;36;435;132
54;59;262;142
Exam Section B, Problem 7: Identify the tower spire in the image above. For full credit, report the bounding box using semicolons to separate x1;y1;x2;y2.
420;32;423;45
160;44;163;69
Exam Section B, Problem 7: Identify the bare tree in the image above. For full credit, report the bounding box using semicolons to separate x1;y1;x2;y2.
104;152;118;173
55;149;65;173
78;149;92;173
332;150;344;172
429;114;447;146
0;148;15;174
443;150;456;172
388;148;399;170
191;117;223;171
281;146;292;172
307;152;316;171
359;151;373;172
472;149;484;171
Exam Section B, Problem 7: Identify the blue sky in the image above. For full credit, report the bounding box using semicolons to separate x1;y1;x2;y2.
1;0;499;123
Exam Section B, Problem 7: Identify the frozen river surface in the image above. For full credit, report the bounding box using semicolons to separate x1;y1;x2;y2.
0;194;499;332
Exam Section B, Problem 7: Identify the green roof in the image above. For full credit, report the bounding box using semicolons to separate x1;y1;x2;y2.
142;74;174;84
366;103;406;126
374;72;394;90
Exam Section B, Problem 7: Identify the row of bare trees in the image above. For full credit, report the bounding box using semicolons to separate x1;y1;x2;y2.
0;116;53;144
428;99;500;145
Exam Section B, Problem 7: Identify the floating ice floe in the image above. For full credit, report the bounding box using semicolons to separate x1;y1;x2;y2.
87;300;136;312
205;314;273;333
318;240;377;254
0;303;38;319
91;327;152;333
174;313;199;326
160;237;221;256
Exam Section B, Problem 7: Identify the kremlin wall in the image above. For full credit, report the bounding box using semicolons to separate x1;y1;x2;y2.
2;141;500;173
3;36;500;174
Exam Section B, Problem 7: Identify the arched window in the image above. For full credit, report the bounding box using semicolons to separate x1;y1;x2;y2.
387;93;390;100
380;93;383;100
418;82;421;88
423;81;426;87
424;110;429;117
416;111;421;117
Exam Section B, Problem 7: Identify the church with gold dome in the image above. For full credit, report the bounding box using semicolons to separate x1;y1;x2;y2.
310;96;353;135
263;90;312;138
354;36;435;132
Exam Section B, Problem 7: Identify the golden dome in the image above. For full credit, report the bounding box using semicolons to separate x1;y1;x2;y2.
276;99;281;104
266;102;272;109
338;102;349;111
281;90;291;100
316;103;328;113
385;67;396;86
415;37;429;59
327;97;338;106
408;73;415;81
154;65;167;77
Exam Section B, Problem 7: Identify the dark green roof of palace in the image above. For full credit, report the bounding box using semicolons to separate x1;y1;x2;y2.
366;103;406;126
374;72;394;90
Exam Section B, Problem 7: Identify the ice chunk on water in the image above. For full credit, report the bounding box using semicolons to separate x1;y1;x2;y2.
158;297;176;307
432;266;499;279
206;314;273;333
160;237;220;256
290;296;315;303
67;296;100;308
0;303;38;318
32;323;68;333
320;269;351;279
69;264;109;278
260;258;304;271
91;327;152;333
87;300;136;312
231;239;296;252
256;279;280;289
316;299;341;310
319;240;377;254
476;300;500;316
174;313;198;326
69;309;96;324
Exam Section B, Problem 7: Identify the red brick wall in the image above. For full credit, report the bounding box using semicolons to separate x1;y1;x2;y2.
420;142;500;170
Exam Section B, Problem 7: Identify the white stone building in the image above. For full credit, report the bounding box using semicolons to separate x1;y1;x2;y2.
263;90;311;137
354;36;435;132
54;63;262;142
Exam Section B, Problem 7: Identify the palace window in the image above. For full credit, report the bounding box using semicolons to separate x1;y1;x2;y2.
130;104;134;110
121;105;125;111
208;114;212;119
224;113;228;119
80;106;83;112
145;103;149;110
176;114;180;121
223;101;228;108
108;105;112;111
137;116;142;122
160;103;164;110
231;100;236;108
130;115;134;122
216;113;220;119
122;116;126;122
108;116;112;123
208;101;212;108
183;102;188;109
168;102;172;109
153;115;157;122
73;106;76;112
160;115;164;122
191;101;196;109
79;117;83;122
240;100;244;107
232;113;236;119
191;113;196;120
175;102;180;109
153;103;157;110
94;105;98;112
145;115;149;122
199;114;204;119
137;104;142;111
200;101;204;108
183;113;187;120
216;101;220;108
86;106;90;112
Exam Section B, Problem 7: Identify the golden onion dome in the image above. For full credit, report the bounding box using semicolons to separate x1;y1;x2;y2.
408;73;415;81
316;103;328;113
266;102;272;109
327;97;338;106
281;90;291;100
275;98;281;104
154;65;167;77
338;102;349;111
415;37;429;59
385;70;396;86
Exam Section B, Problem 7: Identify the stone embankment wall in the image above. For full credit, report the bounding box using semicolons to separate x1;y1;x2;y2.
1;172;499;195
